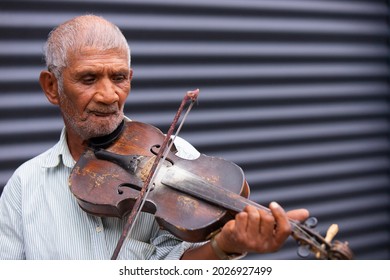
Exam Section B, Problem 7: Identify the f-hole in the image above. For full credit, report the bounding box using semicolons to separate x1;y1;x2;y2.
150;144;174;166
117;182;142;194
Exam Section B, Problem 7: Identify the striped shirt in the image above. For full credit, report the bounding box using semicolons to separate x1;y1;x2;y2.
0;127;201;260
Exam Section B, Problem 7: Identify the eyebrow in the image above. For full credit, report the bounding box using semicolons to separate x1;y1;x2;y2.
74;66;130;77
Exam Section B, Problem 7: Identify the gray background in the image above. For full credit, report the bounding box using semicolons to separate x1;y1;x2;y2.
0;0;389;259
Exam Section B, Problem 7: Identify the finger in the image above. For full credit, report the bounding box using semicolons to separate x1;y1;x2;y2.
222;219;236;234
244;205;261;234
286;209;310;222
258;208;275;235
269;202;291;243
234;210;249;234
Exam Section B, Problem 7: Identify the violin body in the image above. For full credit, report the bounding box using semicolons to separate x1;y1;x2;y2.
69;119;353;259
69;120;249;242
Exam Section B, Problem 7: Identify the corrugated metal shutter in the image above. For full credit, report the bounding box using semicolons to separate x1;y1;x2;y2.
0;0;389;259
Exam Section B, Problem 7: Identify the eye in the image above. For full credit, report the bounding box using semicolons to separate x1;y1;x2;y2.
81;75;96;85
112;74;127;83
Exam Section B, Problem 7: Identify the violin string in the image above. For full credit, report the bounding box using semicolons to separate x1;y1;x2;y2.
289;219;324;256
243;198;322;251
246;199;331;257
126;99;197;239
246;200;324;254
111;93;198;259
168;98;195;152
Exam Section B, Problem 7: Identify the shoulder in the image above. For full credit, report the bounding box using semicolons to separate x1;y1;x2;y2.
3;131;65;193
3;146;53;190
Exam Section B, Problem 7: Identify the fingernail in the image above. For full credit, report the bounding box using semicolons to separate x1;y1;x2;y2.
270;201;280;208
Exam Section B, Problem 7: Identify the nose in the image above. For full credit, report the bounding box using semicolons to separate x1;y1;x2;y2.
94;78;120;104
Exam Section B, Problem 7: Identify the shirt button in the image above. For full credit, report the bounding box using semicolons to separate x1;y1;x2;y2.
96;226;102;233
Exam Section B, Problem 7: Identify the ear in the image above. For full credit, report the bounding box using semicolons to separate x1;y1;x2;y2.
39;70;60;105
129;68;134;81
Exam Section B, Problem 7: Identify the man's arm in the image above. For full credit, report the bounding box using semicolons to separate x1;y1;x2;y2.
0;173;25;259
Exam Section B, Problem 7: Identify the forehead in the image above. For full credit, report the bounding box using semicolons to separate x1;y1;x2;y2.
66;47;129;71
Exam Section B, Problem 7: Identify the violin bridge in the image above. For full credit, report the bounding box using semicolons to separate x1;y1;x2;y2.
138;156;156;182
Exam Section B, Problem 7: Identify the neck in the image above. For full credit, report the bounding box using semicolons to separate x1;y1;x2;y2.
65;128;88;162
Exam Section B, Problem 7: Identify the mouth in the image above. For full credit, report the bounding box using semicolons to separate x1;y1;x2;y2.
90;110;118;117
93;112;114;117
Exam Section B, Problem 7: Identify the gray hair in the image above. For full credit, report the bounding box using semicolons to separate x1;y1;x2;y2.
43;15;131;89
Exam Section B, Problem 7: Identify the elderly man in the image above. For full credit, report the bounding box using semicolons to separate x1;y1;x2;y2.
0;15;308;260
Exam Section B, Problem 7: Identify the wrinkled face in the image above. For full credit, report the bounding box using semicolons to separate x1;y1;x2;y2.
59;47;131;140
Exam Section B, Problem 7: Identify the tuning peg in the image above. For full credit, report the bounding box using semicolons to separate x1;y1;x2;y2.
324;224;339;243
315;224;339;259
297;244;311;258
304;217;318;228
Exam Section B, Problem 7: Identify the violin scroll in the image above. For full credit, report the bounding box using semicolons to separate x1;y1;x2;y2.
69;120;354;260
292;218;354;260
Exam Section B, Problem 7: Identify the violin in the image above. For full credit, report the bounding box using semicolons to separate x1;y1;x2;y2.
69;119;353;260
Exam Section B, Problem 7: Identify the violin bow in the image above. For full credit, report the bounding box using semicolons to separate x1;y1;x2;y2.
111;89;199;260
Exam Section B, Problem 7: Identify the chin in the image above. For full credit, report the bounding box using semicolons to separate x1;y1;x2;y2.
84;118;123;139
65;113;124;141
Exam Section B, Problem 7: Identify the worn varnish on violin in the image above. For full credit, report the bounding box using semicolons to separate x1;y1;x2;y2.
70;119;249;242
69;119;353;260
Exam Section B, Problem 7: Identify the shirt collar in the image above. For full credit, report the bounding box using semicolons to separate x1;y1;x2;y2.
43;127;75;169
